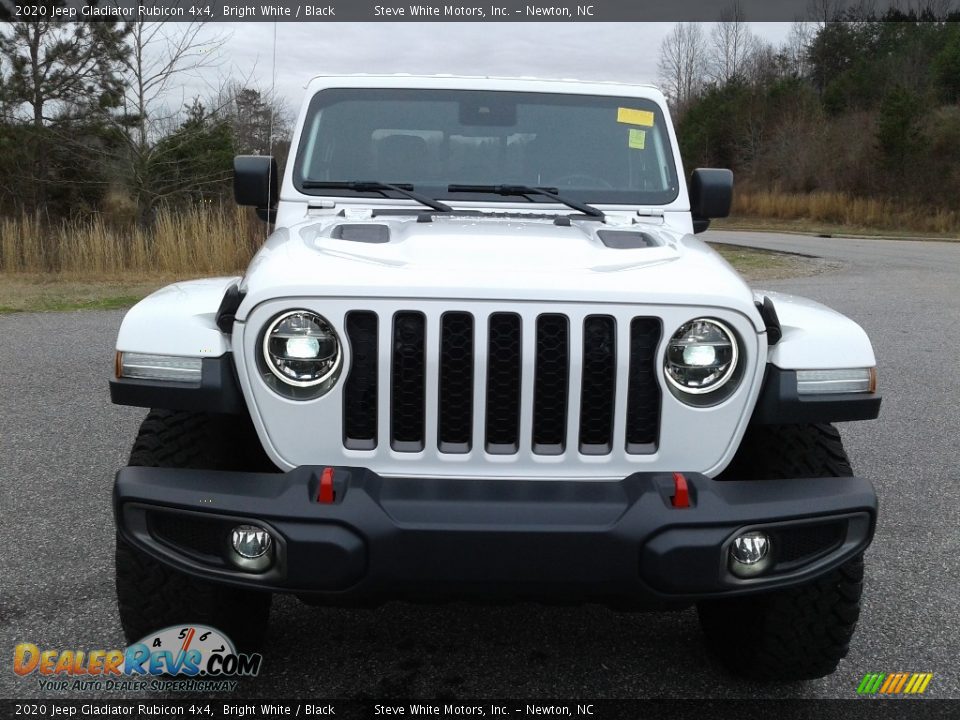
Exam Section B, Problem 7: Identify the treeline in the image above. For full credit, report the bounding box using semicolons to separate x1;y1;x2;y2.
0;6;290;228
3;4;959;253
660;7;960;223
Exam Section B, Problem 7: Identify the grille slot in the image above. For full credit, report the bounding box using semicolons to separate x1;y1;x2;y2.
438;312;474;453
533;314;569;454
485;313;522;454
391;312;426;452
625;318;662;453
343;311;378;449
579;315;616;455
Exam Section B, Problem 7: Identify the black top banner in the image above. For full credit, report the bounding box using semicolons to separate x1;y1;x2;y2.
2;0;960;22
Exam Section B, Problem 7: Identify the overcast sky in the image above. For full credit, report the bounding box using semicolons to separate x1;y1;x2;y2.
177;22;796;113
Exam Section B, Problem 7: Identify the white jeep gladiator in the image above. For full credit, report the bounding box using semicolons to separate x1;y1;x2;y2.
110;75;881;681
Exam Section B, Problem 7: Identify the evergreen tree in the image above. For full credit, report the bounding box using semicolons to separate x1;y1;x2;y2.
147;99;234;211
0;3;130;211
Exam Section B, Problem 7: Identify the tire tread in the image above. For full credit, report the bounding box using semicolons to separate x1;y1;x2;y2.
698;423;865;681
116;410;274;650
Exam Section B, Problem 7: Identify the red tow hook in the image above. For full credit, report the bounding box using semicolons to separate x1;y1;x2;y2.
671;472;690;508
317;467;335;504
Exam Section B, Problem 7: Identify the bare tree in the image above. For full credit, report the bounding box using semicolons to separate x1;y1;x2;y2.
657;23;708;113
224;80;293;154
119;21;227;151
783;21;816;78
110;21;229;220
745;40;779;86
807;0;845;25
212;82;292;156
709;2;759;84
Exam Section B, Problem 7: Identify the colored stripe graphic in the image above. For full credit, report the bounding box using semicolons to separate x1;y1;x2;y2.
857;673;883;694
857;672;932;695
892;673;909;693
879;674;897;693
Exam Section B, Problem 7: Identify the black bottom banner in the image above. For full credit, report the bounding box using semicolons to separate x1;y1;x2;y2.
1;699;958;720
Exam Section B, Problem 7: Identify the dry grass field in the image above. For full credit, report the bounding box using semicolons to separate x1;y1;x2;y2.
0;206;262;275
0;201;860;312
722;191;960;238
0;206;263;312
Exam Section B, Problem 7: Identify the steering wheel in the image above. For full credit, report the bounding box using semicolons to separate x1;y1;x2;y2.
549;173;615;190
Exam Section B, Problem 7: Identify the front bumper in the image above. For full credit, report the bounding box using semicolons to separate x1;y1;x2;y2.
114;467;876;605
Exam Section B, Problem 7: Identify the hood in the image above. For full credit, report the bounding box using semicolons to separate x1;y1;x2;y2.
238;213;760;326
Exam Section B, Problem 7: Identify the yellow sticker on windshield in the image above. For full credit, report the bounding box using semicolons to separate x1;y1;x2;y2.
617;107;655;127
628;128;646;149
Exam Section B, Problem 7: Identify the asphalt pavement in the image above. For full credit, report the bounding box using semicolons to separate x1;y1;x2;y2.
1;229;958;701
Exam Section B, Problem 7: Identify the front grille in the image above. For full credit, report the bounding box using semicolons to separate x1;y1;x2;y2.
345;310;661;457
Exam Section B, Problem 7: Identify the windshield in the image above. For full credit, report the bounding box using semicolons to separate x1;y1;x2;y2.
293;88;680;206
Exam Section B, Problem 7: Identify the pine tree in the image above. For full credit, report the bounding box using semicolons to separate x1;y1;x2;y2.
0;3;130;211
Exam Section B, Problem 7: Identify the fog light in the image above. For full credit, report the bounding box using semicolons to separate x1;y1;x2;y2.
729;531;773;578
228;524;273;572
231;525;271;558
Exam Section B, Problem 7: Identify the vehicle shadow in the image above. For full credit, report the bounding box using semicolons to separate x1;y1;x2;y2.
234;597;813;699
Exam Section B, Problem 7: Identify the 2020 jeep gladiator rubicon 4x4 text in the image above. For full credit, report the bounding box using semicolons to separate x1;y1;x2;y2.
110;76;880;680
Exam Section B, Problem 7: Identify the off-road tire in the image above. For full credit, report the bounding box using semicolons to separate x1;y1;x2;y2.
115;409;275;650
697;423;865;681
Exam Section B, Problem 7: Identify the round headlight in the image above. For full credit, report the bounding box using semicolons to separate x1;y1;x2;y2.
262;310;342;390
664;318;739;397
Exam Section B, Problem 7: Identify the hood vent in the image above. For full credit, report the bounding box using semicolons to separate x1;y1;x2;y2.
596;230;659;249
331;224;391;244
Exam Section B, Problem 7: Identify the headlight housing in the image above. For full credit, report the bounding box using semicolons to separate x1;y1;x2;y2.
260;310;342;398
664;318;741;404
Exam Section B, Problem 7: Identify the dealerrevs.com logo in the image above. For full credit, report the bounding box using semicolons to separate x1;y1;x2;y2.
13;625;262;692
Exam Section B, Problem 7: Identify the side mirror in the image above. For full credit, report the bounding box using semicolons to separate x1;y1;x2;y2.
689;168;733;234
234;155;278;223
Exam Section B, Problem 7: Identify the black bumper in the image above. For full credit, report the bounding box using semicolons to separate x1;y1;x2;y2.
114;466;876;605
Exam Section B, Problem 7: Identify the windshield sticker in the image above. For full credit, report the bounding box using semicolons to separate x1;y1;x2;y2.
617;107;655;127
628;128;647;149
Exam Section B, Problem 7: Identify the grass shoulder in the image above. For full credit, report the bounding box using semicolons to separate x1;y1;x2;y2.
724;190;959;239
707;243;837;281
0;273;186;314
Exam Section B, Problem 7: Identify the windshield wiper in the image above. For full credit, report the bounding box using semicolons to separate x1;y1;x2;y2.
446;184;604;219
301;181;452;213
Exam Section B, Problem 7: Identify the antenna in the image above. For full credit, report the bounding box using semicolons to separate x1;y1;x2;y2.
266;21;278;234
